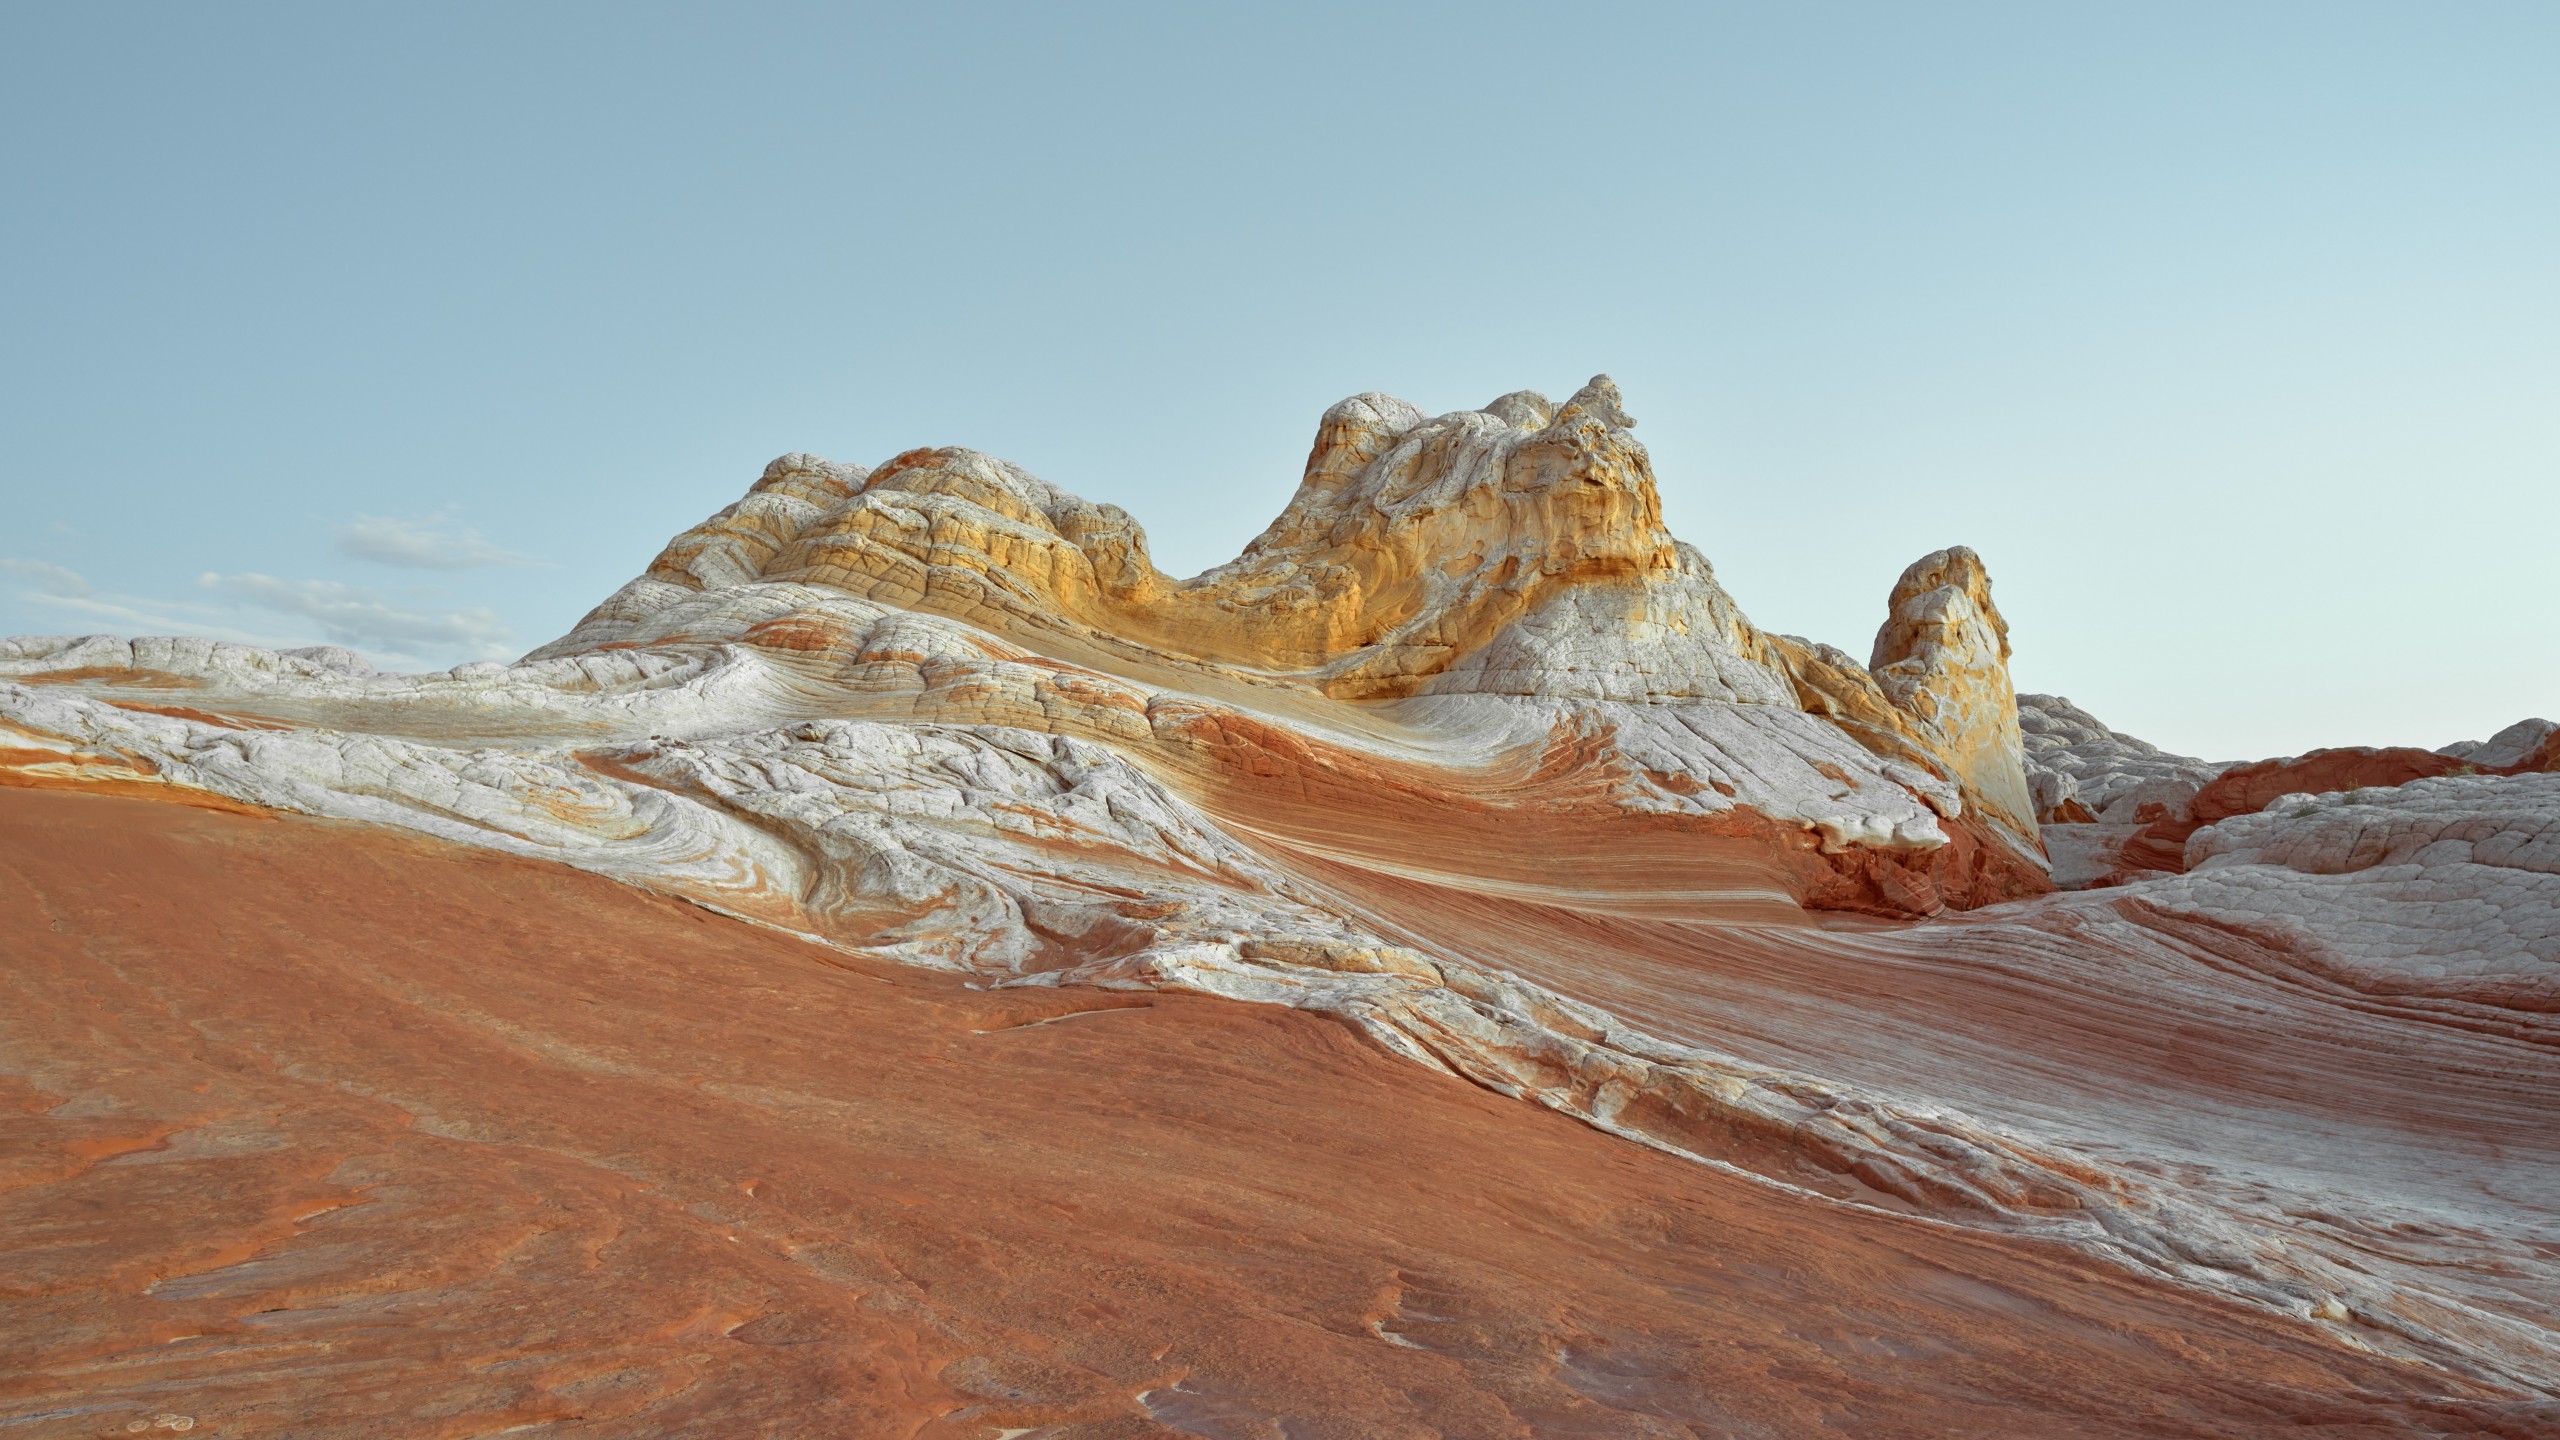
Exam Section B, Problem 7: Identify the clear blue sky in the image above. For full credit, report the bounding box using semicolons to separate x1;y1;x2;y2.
3;3;2552;760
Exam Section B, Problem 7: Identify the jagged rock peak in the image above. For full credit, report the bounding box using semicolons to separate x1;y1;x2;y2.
542;374;1721;699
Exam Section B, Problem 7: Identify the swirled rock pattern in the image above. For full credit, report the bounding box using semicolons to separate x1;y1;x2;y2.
4;378;2557;1430
2018;691;2231;823
20;789;2549;1439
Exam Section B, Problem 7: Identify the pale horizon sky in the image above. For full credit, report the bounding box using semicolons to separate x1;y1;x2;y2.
3;3;2553;762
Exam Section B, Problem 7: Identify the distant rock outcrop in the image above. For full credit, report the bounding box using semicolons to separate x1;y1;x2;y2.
2027;697;2560;888
1867;546;2037;847
2018;693;2229;823
2441;717;2560;772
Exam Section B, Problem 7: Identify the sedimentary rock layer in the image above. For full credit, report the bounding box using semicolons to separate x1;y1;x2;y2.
5;789;2544;1439
4;378;2556;1426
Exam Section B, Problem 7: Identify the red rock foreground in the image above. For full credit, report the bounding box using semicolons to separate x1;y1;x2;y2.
1;788;2544;1439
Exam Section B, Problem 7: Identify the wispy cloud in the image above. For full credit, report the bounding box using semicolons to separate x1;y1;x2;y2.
1;557;516;670
4;556;293;647
197;572;514;660
334;514;545;570
0;557;93;597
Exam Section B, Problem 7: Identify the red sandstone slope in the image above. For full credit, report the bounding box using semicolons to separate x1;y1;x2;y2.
2;788;2542;1439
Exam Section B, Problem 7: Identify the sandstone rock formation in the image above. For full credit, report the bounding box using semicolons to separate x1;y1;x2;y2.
2018;691;2231;823
523;378;2040;903
17;789;2543;1438
2441;716;2560;771
2028;700;2560;889
540;379;1752;700
4;377;2556;1427
1866;546;2037;846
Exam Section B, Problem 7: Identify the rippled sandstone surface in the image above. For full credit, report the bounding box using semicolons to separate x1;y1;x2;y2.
4;788;2545;1439
3;378;2556;1435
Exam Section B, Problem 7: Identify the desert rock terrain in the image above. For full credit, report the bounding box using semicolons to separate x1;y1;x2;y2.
4;379;2555;1436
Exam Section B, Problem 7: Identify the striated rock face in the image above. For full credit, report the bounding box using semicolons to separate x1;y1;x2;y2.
513;377;2049;909
1867;546;2037;846
2030;703;2560;889
5;376;2558;1418
15;789;2534;1438
541;377;1759;704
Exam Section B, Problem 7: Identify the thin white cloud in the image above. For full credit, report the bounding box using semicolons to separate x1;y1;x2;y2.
335;514;544;569
198;572;514;660
0;557;92;597
28;592;270;641
4;557;307;648
0;556;517;670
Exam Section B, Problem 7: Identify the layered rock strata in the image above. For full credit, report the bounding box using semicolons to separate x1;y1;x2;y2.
4;378;2556;1410
1867;546;2038;846
525;378;2041;904
2030;697;2560;888
19;789;2543;1438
